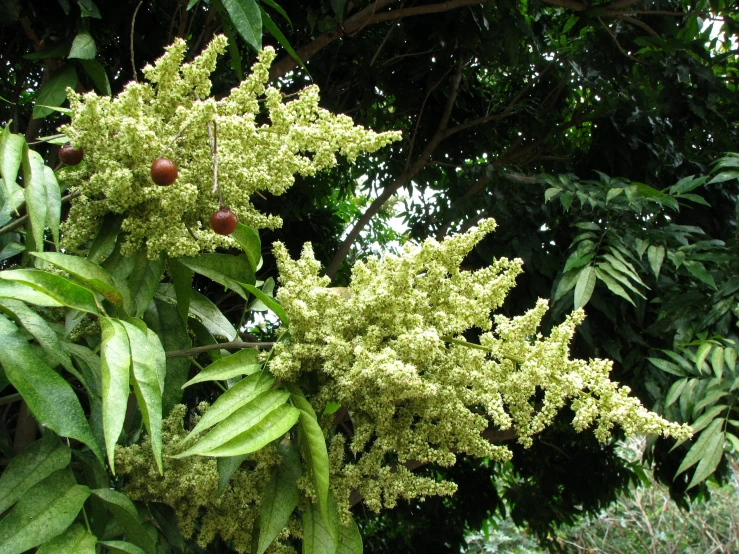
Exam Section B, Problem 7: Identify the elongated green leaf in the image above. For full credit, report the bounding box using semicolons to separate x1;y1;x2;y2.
231;222;261;273
601;253;645;285
175;390;291;457
694;390;730;413
128;250;164;317
0;269;99;313
98;541;148;554
553;268;580;302
119;321;163;473
221;0;262;51
33;64;77;119
688;429;725;489
0;469;90;554
0;189;24;228
336;515;362;554
217;454;249;495
665;377;687;407
544;187;561;202
177;253;254;298
68;31;96;59
257;445;302;554
201;403;299;457
676;418;722;477
42;166;61;248
36;524;96;554
0;314;101;460
292;390;329;523
690;405;728;435
597;261;646;298
88;214;123;264
100;318;131;474
563;252;593;274
166;258;192;324
249;277;275;312
260;7;305;70
0;434;70;514
573;266;595;309
260;0;291;23
684;260;717;289
242;282;288;324
696;342;713;374
157;283;237;340
0;298;75;373
710;346;725;379
182;348;261;388
33;252;133;313
303;492;339;554
0;241;23;261
144;298;192;415
647;245;665;279
78;59;111;95
22;147;47;251
91;489;156;554
725;347;737;374
0;126;24;199
594;267;635;306
188;372;275;438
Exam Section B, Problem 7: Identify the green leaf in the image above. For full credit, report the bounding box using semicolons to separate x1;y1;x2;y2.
708;170;739;184
33;252;133;314
689;404;728;434
0;314;101;460
182;348;262;388
330;0;346;22
79;59;111;96
97;542;147;554
553;268;580;302
596;262;645;299
120;320;164;473
217;454;249;495
22;147;47;252
594;267;635;306
91;489;156;554
249;277;276;311
0;434;70;514
544;187;561;202
260;0;291;24
187;372;274;437
683;260;717;289
0;469;90;554
174;390;292;457
324;402;341;416
242;282;288;324
221;0;262;51
257;445;302;554
647;245;665;279
177;253;254;299
573;266;595;309
0;298;75;373
0;188;24;228
78;0;101;18
88;214;123;264
675;418;722;477
231;222;261;273
562;252;593;274
601;253;645;286
303;492;339;554
694;390;730;413
648;357;685;377
336;515;363;554
605;187;623;203
157;283;237;340
166;258;192;324
128;250;165;317
0;126;24;199
144;298;192;415
100;318;131;474
0;280;63;307
665;378;687;407
725;347;737;374
688;429;725;489
711;346;725;379
293;399;330;524
0;269;99;313
22;37;72;59
68;31;96;59
260;7;306;70
36;524;96;554
33;65;77;119
43;165;61;248
696;342;713;374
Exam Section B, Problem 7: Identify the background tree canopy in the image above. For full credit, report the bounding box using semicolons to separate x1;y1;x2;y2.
1;0;738;552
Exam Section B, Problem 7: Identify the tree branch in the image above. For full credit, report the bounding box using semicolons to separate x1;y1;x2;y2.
165;341;275;358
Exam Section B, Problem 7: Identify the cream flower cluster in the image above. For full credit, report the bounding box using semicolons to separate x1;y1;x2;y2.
269;219;692;514
60;36;401;258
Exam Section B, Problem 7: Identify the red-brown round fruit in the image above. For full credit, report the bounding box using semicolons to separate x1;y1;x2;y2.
150;158;178;186
59;142;84;165
210;207;238;235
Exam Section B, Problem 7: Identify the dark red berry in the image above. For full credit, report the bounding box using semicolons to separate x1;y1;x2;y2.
59;142;84;165
150;158;178;186
210;207;238;235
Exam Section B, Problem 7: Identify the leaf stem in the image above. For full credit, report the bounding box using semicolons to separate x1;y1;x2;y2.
166;340;275;358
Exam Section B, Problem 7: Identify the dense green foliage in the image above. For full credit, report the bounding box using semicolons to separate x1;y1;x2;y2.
1;0;738;553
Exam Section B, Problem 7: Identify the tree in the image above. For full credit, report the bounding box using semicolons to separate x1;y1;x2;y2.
0;1;738;553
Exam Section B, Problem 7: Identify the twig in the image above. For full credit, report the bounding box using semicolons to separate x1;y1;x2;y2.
0;393;21;407
0;191;81;236
369;20;400;66
599;17;642;63
131;1;144;82
166;341;275;358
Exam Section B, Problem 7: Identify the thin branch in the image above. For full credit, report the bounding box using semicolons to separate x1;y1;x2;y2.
370;20;399;66
165;341;275;358
599;17;642;63
0;191;81;236
131;1;144;82
615;14;660;37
